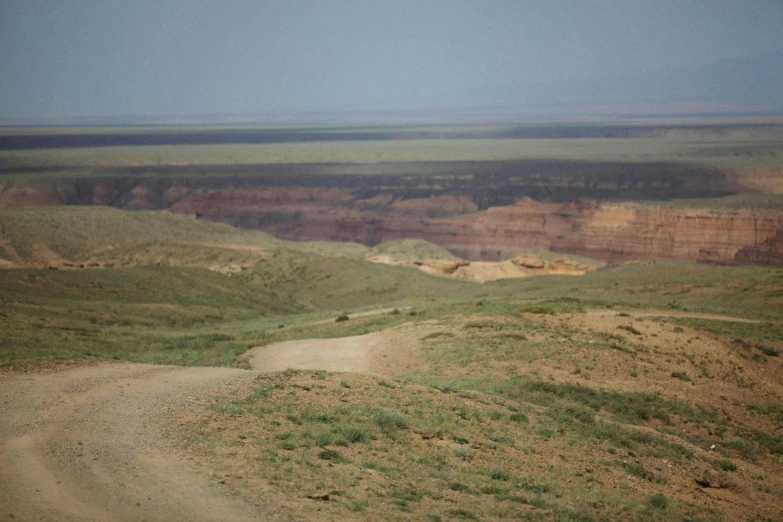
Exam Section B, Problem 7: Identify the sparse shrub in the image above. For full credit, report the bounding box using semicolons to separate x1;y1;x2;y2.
618;324;641;335
509;412;529;423
335;314;350;322
421;331;455;341
479;484;505;495
490;469;510;481
453;445;473;460
673;326;684;333
555;508;596;521
463;320;500;330
671;371;693;382
337;425;370;443
712;459;737;472
519;305;556;315
447;509;478;520
530;494;550;508
314;432;333;447
609;343;635;355
374;410;410;431
621;462;655;481
390;308;401;315
318;449;346;462
757;344;780;357
647;492;668;510
616;312;630;317
724;438;747;451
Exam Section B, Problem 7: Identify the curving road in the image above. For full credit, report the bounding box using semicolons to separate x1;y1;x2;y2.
0;363;274;522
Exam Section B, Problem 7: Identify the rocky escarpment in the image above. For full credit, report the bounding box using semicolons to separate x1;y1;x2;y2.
1;162;781;265
734;228;783;266
166;189;783;265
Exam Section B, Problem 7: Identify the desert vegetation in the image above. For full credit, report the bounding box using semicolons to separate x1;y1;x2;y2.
1;121;782;520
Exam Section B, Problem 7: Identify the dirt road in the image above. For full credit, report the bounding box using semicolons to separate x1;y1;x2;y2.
244;320;446;375
0;363;276;522
586;309;762;323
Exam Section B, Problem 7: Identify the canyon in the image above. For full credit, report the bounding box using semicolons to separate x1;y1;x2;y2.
1;162;781;266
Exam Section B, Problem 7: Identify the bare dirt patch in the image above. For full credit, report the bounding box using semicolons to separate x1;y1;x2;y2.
245;322;440;375
368;253;595;283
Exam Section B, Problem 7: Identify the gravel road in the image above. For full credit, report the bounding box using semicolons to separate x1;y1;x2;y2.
0;362;272;522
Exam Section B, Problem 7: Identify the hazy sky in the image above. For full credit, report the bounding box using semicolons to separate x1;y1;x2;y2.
1;0;782;121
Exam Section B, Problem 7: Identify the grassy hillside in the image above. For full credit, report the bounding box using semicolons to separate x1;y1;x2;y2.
0;206;282;264
2;204;783;519
2;206;782;369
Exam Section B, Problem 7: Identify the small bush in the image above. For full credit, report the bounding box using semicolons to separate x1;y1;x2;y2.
374;410;410;431
421;331;456;341
335;314;350;322
447;509;478;520
318;449;346;462
314;432;333;447
338;425;371;443
712;459;737;472
724;438;747;451
519;305;556;315
647;492;668;510
490;469;510;481
618;324;642;336
757;345;780;357
671;371;693;382
621;462;655;481
454;446;473;460
509;412;529;423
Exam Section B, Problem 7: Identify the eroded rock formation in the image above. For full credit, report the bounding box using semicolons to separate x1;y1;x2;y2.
1;167;782;266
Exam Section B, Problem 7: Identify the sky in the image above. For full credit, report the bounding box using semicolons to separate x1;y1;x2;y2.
1;0;782;122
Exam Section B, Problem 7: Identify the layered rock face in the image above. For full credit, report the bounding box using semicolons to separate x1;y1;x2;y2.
170;189;783;265
2;170;782;266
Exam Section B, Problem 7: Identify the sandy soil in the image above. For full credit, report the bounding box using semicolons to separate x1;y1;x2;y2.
245;323;440;375
367;254;594;283
586;309;762;323
0;362;277;522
